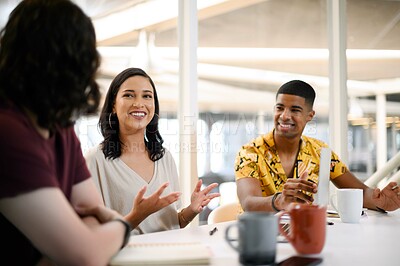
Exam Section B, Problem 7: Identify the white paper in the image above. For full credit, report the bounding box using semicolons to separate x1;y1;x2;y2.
315;147;331;206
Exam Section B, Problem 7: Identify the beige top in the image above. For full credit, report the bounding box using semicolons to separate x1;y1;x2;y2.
85;146;182;235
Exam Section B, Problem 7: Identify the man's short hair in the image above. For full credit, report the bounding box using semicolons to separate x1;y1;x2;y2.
276;80;316;108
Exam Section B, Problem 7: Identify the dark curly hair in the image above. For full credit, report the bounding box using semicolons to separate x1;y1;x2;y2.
0;0;101;130
100;67;165;162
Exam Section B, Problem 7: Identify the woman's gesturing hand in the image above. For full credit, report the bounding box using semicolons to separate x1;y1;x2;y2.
132;182;181;218
189;179;220;213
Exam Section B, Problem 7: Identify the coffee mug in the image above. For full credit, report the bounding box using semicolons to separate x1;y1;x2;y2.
277;204;326;255
330;188;363;223
225;212;278;265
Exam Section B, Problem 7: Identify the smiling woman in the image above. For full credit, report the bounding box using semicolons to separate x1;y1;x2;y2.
98;68;163;161
85;67;220;235
114;76;156;144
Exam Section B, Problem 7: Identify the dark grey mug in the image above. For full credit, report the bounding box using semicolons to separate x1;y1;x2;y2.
225;212;278;265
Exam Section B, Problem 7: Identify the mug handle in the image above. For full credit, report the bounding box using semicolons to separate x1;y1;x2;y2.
224;223;240;252
277;211;293;243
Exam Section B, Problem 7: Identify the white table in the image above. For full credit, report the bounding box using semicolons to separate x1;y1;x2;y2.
123;209;400;265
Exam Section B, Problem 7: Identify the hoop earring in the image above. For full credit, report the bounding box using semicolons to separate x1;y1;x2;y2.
108;113;114;129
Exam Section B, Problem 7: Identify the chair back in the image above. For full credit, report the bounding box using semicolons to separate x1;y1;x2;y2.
207;202;241;224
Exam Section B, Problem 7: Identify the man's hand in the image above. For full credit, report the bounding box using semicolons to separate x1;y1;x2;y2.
372;182;400;212
277;171;318;210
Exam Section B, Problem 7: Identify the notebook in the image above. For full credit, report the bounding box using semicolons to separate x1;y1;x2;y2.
109;242;212;265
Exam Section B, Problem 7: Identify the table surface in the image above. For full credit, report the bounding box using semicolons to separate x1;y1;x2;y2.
122;209;400;266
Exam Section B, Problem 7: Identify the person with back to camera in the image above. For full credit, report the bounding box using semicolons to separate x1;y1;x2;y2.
234;80;400;213
85;67;220;234
0;1;181;265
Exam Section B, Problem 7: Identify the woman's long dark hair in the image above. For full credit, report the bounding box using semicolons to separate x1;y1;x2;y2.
0;0;100;130
100;67;165;162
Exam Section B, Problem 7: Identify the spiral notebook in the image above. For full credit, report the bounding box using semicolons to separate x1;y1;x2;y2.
109;242;212;265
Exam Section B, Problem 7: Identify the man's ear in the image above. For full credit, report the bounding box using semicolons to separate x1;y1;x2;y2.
307;110;315;122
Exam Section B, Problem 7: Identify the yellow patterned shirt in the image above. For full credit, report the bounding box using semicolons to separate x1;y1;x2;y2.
234;131;348;197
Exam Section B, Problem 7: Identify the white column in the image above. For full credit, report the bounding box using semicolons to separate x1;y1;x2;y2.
130;30;149;71
376;93;387;170
178;0;198;224
327;0;348;164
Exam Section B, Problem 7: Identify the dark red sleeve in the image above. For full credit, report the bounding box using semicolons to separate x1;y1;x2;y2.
0;110;90;199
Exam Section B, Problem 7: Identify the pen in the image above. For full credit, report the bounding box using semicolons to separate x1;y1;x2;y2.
209;227;218;236
391;185;398;190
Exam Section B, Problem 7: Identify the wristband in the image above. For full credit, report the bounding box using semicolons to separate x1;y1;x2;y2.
271;192;282;212
113;218;131;249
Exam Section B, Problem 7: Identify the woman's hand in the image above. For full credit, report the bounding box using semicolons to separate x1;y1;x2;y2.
132;182;181;217
189;179;220;213
124;182;181;228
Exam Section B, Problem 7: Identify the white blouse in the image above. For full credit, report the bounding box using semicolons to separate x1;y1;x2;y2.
85;146;182;235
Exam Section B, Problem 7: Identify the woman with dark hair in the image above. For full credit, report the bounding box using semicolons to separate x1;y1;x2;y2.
1;1;143;265
86;67;220;234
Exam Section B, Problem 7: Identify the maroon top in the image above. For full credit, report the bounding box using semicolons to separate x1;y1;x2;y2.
0;103;91;265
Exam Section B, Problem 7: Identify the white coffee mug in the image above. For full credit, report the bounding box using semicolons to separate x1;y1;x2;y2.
331;188;363;223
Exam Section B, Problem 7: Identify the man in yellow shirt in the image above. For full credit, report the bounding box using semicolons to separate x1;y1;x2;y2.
234;80;400;212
